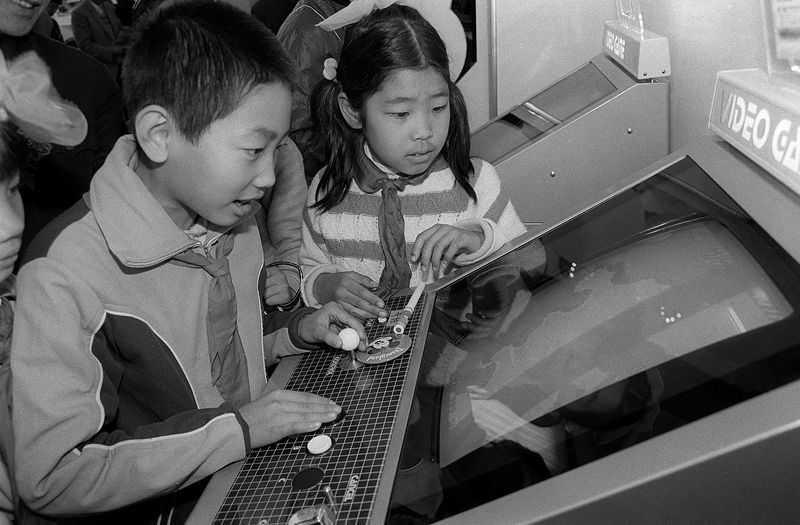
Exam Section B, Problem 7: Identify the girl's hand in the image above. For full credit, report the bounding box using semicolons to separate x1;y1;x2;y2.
411;224;484;278
297;301;368;350
314;271;388;319
264;270;294;307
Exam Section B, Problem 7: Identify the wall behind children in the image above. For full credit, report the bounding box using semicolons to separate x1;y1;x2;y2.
641;0;767;151
459;0;617;131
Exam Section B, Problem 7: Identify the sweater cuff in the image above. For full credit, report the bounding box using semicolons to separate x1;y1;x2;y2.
220;402;251;455
300;263;341;308
287;306;323;351
233;409;252;455
452;219;496;266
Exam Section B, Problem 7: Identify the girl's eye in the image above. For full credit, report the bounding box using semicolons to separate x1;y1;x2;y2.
246;148;264;158
433;104;448;113
389;112;409;119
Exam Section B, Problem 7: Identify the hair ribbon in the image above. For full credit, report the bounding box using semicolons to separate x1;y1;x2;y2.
0;50;88;147
316;0;466;81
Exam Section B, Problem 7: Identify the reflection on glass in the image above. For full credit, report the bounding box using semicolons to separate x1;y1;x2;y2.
387;157;800;523
527;62;616;122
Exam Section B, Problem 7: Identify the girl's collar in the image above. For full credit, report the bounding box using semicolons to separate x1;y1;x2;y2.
355;141;447;193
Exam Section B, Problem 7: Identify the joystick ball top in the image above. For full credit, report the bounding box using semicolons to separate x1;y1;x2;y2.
338;327;360;351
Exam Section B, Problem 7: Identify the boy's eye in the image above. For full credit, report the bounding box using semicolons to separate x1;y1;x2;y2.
246;148;264;158
389;111;409;119
433;104;448;113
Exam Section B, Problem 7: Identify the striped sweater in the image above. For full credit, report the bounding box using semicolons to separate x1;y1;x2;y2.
300;158;527;307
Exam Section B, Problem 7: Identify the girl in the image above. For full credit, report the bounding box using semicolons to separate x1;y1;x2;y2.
300;3;526;318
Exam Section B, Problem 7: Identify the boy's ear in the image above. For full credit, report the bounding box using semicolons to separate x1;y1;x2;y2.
134;105;171;163
337;93;362;130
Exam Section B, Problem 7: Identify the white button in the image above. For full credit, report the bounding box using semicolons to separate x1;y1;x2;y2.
307;434;333;455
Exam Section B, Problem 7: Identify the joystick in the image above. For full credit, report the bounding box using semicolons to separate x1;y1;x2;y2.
338;327;362;370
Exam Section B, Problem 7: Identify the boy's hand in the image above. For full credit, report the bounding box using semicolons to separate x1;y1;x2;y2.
314;272;388;319
239;389;341;448
411;224;484;279
297;301;368;350
264;270;294;307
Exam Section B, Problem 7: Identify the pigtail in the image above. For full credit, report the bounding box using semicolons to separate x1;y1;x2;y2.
310;78;361;212
444;80;477;202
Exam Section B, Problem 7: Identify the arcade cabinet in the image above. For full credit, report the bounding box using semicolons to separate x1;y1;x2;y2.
470;12;671;231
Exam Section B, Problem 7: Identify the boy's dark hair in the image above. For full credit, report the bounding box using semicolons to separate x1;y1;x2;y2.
122;0;296;143
0;123;28;182
311;4;475;212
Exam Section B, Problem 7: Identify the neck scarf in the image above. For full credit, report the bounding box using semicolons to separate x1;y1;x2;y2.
172;232;250;407
354;144;447;296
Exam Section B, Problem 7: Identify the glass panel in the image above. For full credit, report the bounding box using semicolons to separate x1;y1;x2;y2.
617;0;644;35
387;156;800;523
527;62;616;122
469;113;550;163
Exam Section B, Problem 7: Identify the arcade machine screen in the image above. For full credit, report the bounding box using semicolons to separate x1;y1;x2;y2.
386;155;800;522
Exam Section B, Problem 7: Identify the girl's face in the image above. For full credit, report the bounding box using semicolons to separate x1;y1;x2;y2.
357;67;450;175
0;169;24;283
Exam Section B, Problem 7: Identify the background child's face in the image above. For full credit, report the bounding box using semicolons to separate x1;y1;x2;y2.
0;0;48;36
359;67;450;175
0;169;24;282
159;82;291;229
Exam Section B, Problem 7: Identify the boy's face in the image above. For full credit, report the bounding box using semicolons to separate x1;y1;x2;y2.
357;67;450;176
0;169;24;283
161;82;291;229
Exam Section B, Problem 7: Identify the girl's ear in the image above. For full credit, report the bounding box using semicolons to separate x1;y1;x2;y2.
337;93;362;129
134;105;171;163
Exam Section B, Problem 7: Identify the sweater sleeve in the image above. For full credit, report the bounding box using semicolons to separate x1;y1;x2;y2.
452;160;528;266
262;138;308;295
11;259;248;516
298;175;343;308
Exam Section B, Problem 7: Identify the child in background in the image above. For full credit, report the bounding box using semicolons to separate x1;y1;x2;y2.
0;118;27;525
276;0;348;182
9;3;365;523
300;3;526;318
0;47;89;523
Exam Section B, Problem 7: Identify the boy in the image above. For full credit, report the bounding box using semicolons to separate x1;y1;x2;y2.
10;2;365;523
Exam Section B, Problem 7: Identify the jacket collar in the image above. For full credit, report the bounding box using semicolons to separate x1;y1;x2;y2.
89;135;259;268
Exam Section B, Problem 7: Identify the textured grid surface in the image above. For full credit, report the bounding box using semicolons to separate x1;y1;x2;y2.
211;293;426;525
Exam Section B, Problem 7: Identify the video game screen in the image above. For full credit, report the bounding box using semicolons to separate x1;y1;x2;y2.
387;156;800;523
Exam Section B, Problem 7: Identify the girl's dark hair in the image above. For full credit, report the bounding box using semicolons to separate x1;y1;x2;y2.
0;123;29;182
122;0;296;143
311;4;474;211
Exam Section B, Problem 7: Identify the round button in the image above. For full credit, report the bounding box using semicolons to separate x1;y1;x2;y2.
307;434;333;455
